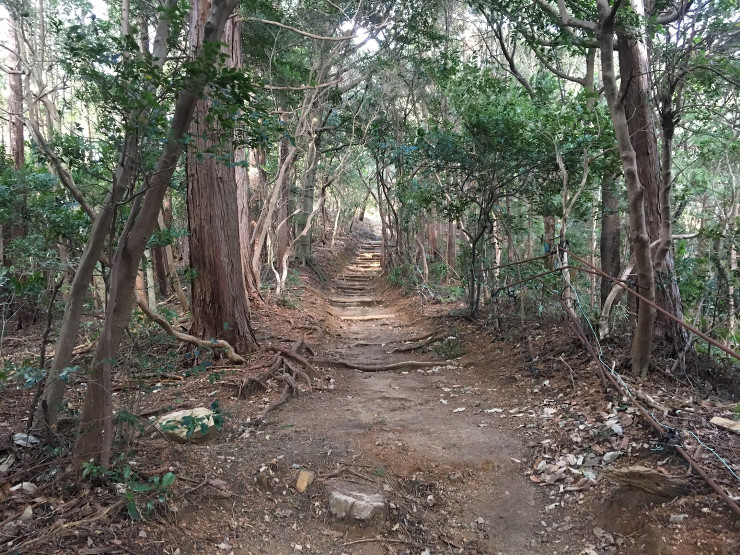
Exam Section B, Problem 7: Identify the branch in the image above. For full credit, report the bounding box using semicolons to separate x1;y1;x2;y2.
134;292;245;363
657;0;693;24
242;17;360;41
494;26;535;97
262;77;343;91
27;120;97;221
535;0;597;31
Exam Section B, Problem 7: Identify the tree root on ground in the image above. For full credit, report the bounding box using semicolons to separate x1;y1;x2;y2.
311;358;449;372
135;293;245;363
389;332;442;353
219;339;322;419
266;345;321;379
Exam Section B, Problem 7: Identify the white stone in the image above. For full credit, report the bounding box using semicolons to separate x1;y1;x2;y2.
156;408;216;443
328;490;386;521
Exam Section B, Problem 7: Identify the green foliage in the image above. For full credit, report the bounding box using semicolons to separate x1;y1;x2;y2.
147;226;188;249
82;457;177;519
433;334;465;359
387;263;420;291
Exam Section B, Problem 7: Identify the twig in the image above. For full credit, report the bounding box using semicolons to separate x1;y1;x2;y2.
12;499;126;552
27;276;65;433
559;355;576;393
180;477;209;497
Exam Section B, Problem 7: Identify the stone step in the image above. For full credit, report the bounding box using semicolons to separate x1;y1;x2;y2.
338;313;397;321
328;297;377;307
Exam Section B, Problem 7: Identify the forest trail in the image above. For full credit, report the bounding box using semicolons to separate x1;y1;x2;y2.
231;237;567;554
5;236;736;554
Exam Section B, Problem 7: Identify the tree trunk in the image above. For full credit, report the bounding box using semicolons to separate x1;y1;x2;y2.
187;2;255;355
446;218;455;282
617;6;685;353
34;0;181;435
598;0;656;377
74;0;239;466
729;159;738;343
231;26;258;298
600;173;621;306
543;215;556;267
295;127;322;263
9;21;24;170
428;210;439;259
152;245;171;297
275;110;291;271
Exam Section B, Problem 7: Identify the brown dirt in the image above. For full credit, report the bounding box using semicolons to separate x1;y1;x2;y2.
1;230;739;554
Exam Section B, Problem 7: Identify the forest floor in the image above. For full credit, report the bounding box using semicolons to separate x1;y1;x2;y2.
1;226;740;554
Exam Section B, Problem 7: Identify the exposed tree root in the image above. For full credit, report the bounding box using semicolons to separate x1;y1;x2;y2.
217;340;321;419
260;383;292;419
311;358;448;372
389;332;442;353
135;293;245;363
266;345;321;379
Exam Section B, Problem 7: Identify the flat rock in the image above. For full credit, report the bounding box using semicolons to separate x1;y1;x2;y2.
156;407;216;443
328;490;386;521
709;416;740;434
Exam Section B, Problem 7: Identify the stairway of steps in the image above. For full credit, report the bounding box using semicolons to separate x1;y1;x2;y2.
327;240;390;320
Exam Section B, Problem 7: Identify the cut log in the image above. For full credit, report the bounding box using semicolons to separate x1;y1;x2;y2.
601;465;692;498
338;314;398;321
709;416;740;434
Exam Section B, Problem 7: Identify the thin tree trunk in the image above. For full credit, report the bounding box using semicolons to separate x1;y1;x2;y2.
446;218;455;283
728;158;738;342
34;0;180;435
9;21;24;169
144;250;156;309
598;0;656;377
600;173;621;306
296;127;322;262
275;109;291;271
617;1;684;353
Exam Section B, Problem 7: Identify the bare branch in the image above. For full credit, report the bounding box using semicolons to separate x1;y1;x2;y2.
657;0;694;25
242;17;376;42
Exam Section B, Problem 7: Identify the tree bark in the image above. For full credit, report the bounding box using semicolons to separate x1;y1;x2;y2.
295;125;322;262
600;173;621;306
8;21;24;170
187;0;256;355
617;4;685;352
275;110;291;271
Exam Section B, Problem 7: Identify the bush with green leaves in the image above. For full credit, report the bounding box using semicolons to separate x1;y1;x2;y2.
82;458;177;519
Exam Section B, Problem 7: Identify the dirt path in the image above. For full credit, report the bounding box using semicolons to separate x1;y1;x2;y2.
218;239;567;554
